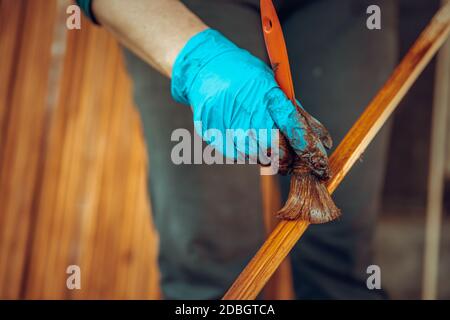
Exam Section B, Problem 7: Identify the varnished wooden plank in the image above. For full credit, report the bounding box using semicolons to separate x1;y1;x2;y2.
0;0;57;299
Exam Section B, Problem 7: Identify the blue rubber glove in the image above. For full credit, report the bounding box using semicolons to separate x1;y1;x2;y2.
171;29;330;172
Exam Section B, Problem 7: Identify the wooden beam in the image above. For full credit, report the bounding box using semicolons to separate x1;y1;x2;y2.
223;2;450;300
422;0;450;301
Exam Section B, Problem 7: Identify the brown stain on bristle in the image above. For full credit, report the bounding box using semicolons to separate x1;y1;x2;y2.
277;98;341;224
277;172;340;223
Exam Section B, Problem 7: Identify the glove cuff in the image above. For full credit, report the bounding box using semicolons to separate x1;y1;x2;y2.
171;29;238;105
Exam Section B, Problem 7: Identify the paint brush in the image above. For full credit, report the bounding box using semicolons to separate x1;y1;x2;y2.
261;0;340;223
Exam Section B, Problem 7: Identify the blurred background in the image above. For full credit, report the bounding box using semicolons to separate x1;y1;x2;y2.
0;0;449;299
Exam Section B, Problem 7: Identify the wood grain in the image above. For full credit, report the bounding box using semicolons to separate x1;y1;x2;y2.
223;2;450;300
0;0;57;299
0;1;159;299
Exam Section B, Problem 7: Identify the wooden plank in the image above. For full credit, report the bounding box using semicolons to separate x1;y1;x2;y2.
23;14;160;299
0;0;57;299
422;0;450;301
223;2;450;300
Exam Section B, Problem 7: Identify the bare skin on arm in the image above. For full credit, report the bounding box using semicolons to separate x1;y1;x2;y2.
92;0;208;77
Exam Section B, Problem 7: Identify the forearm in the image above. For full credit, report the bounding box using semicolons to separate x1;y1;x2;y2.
92;0;208;77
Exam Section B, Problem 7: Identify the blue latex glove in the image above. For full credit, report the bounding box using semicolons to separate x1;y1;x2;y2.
172;29;330;174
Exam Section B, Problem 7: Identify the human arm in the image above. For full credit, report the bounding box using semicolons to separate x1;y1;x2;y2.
81;0;331;174
90;0;206;77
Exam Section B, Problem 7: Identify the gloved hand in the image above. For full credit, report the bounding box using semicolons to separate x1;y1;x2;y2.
171;29;331;173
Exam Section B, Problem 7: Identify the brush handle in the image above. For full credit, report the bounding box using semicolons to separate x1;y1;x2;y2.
260;0;334;199
260;0;296;174
260;0;296;102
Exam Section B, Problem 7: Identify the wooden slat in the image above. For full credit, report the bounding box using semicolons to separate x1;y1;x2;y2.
0;0;25;154
224;2;450;300
0;1;159;299
422;0;450;300
0;0;57;299
260;176;294;299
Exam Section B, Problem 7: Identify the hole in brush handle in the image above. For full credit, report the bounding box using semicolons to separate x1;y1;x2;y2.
263;17;273;33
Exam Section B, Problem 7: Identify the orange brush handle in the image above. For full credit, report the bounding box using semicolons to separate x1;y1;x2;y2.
260;0;296;103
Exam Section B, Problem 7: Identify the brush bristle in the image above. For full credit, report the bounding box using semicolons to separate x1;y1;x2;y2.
277;173;340;224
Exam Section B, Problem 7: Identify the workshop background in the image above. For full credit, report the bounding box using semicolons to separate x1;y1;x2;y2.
0;0;449;299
